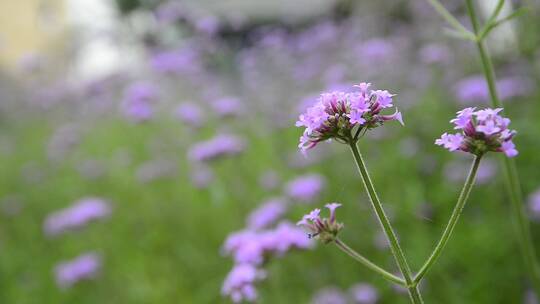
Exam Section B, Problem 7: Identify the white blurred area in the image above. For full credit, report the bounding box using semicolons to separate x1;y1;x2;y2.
66;0;140;80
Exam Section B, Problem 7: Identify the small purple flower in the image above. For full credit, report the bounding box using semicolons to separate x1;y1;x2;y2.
297;203;343;243
44;197;111;236
285;174;326;203
247;198;288;230
221;264;266;303
188;134;246;162
436;107;518;157
55;252;101;289
350;283;379;304
296;83;403;152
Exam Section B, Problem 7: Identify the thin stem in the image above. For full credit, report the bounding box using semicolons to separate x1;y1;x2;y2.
414;155;482;283
465;0;540;295
334;238;406;286
426;0;477;41
349;142;424;303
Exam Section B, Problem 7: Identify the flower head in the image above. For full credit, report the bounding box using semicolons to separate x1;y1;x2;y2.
436;107;518;157
296;83;403;152
55;252;101;289
297;203;343;243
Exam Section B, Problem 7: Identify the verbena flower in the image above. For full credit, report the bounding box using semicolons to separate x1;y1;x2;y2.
44;197;111;236
221;264;266;303
55;252;101;289
297;203;343;243
296;83;403;152
436;107;518;157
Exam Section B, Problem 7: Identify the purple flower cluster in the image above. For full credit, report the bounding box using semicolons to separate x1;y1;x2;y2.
54;252;101;288
297;203;343;243
296;83;403;152
188;134;246;162
285;174;326;203
246;198;288;230
44;197;111;236
436;107;518;157
223;222;313;265
221;222;313;302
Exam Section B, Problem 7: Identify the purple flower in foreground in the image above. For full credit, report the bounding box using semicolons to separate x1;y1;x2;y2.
55;252;101;289
297;203;343;243
221;264;266;303
44;197;111;236
247;198;288;230
350;283;379;304
436;107;518;157
296;83;403;152
285;174;325;203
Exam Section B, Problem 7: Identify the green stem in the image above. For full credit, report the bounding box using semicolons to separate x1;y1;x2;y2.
465;0;540;295
349;142;424;304
414;155;482;283
334;238;406;286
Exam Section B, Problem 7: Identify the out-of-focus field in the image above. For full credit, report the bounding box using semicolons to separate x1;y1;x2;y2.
1;1;540;303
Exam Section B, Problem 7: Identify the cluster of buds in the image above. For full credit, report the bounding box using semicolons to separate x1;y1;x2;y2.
436;107;518;157
296;83;404;152
297;203;344;244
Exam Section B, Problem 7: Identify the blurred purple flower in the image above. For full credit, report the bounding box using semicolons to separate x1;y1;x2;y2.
350;283;379;304
47;124;82;162
357;38;395;62
188;134;246;162
223;222;313;265
285;174;326;203
528;189;540;220
247;198;288;230
121;82;158;122
455;75;532;104
221;264;266;303
55;252;101;289
311;287;348;304
174;103;205;127
211;97;242;117
44;197;111;236
150;48;201;75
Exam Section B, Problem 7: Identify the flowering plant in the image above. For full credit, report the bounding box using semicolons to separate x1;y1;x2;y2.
294;81;518;303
